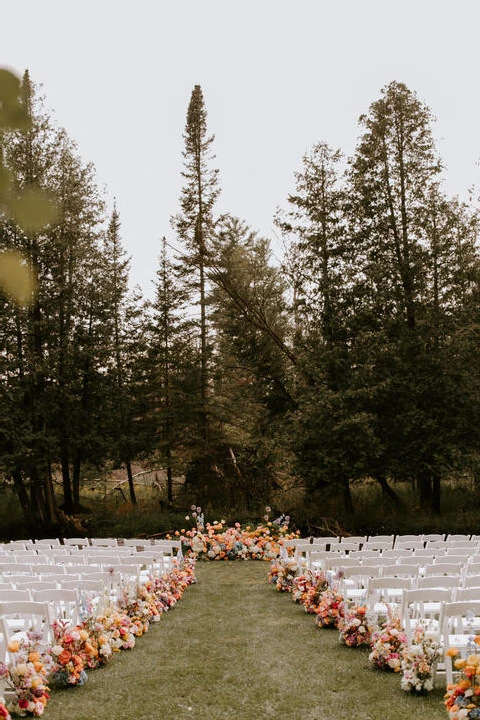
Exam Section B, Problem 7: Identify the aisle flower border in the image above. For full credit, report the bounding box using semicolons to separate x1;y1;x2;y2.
0;558;197;717
266;555;457;713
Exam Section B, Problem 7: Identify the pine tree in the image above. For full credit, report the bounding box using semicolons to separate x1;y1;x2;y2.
346;80;478;512
171;84;220;458
148;238;198;503
102;205;150;506
208;216;294;507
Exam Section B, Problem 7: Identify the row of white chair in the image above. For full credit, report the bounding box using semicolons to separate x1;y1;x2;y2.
346;579;480;686
283;534;480;554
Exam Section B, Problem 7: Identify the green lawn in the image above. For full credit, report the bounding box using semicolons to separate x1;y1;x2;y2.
42;561;447;720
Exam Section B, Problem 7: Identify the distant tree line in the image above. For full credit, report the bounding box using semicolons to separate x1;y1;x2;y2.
1;72;479;530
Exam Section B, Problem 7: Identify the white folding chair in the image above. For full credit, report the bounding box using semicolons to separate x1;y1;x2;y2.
0;589;31;602
15;580;59;593
416;575;460;591
461;574;480;589
394;534;424;545
440;600;480;686
0;600;53;643
394;539;424;551
380;564;419;579
31;588;80;626
305;551;330;572
414;548;443;559
423;534;445;543
363;541;394;552
63;537;90;549
340;536;366;547
34;538;61;547
341;566;381;607
424;562;464;577
401;587;452;642
0;563;32;575
455;587;480;601
367;576;413;617
309;537;340;550
89;538;119;547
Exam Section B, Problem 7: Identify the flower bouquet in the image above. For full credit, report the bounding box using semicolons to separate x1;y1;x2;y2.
0;698;11;720
0;633;53;717
291;570;328;613
314;589;344;628
400;624;440;694
49;620;90;687
368;609;407;672
273;559;300;592
338;605;373;647
444;647;480;717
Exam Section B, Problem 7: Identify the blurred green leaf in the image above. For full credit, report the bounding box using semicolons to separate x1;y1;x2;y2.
0;67;30;131
0;249;36;305
12;186;58;231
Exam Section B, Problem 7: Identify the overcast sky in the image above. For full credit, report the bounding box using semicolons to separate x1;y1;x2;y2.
3;0;480;297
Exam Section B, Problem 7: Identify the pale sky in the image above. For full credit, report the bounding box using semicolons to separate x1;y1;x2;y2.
3;0;480;298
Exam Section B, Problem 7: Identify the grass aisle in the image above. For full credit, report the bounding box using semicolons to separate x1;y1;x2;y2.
43;561;447;720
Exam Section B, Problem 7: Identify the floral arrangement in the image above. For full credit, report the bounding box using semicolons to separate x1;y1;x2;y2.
0;699;11;720
338;605;373;647
0;633;53;717
49;621;89;688
274;559;300;592
368;609;407;672
267;559;283;586
314;589;344;629
179;511;299;561
400;624;441;694
0;557;197;715
291;570;328;613
444;644;480;717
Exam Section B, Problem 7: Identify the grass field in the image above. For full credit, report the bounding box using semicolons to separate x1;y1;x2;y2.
41;561;448;720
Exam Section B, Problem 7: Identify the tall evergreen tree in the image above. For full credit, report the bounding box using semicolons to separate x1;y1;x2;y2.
208;216;294;507
102;206;150;506
346;80;476;512
171;85;220;459
148;238;198;503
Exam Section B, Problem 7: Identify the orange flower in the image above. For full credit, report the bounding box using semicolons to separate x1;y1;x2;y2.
28;651;41;663
446;647;459;657
58;649;72;666
7;639;20;652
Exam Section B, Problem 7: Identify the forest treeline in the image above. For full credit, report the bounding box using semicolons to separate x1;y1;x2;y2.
1;70;479;531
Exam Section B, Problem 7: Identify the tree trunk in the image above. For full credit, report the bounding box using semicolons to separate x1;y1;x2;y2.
375;475;405;508
125;459;137;505
418;472;432;509
342;478;354;515
11;469;31;515
72;451;82;512
44;463;59;526
60;447;74;513
431;472;441;515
